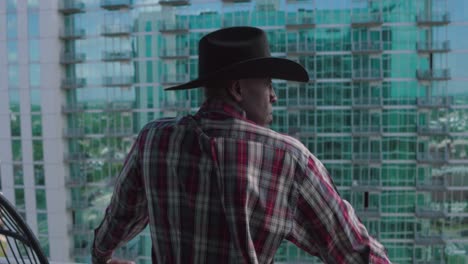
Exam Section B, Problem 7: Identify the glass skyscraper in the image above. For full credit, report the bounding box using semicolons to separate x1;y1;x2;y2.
0;0;467;263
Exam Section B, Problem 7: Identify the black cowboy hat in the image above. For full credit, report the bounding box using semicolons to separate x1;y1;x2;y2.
164;26;309;91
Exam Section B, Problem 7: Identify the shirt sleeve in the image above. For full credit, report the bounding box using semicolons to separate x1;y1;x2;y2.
286;154;391;263
91;130;149;263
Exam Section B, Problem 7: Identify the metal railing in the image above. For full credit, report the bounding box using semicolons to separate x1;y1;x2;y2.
62;103;85;113
414;233;445;245
58;0;85;14
417;41;450;53
417;96;453;107
415;207;448;219
417;124;449;135
416;12;450;25
100;0;131;9
102;51;133;61
352;153;382;163
285;15;315;27
105;101;133;111
159;48;190;58
161;74;190;85
104;128;134;137
159;0;190;5
63;128;85;138
351;13;383;26
351;42;383;53
286;42;315;54
417;152;449;164
65;177;87;187
355;208;381;218
102;24;132;35
60;28;85;39
352;126;381;134
351;180;382;191
60;52;86;64
416;177;447;191
416;69;451;80
352;98;381;107
159;21;189;32
352;69;383;81
61;78;86;89
102;76;133;86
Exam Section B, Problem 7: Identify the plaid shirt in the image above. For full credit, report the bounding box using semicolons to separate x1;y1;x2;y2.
92;99;391;264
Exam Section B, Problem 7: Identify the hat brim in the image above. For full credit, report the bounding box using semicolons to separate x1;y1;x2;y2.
164;57;310;91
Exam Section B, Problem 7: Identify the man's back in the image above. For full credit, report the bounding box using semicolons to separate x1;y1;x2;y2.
93;100;390;264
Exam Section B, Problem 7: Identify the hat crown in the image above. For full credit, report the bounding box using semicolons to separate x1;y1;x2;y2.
198;27;271;77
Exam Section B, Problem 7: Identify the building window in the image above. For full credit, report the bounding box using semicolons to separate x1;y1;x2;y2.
13;164;23;186
29;39;40;61
28;11;39;38
10;113;21;137
34;164;45;186
7;13;17;39
36;189;47;211
12;139;22;161
31;88;41;112
33;140;44;161
14;188;25;210
31;114;42;137
7;40;18;63
30;65;41;88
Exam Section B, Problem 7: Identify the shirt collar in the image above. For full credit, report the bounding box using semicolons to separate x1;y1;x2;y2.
196;98;249;121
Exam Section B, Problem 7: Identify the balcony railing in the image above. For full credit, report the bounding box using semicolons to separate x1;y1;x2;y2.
416;69;450;81
351;42;383;54
352;98;382;108
351;126;381;135
65;177;87;187
63;128;85;138
416;177;447;191
417;41;450;53
68;224;91;234
105;101;133;111
100;0;131;9
352;153;382;164
417;124;449;135
159;21;189;33
60;52;86;64
285;15;315;28
286;43;315;55
414;233;445;245
416;12;450;26
102;24;132;36
286;98;315;110
60;28;86;40
61;78;86;89
352;69;383;82
355;208;381;218
351;13;383;27
104;128;134;137
417;96;453;108
159;101;191;110
417;152;449;164
161;74;190;85
62;103;85;113
102;76;133;87
415;207;448;219
65;153;88;162
102;51;133;61
59;0;85;14
67;199;89;210
351;180;382;192
159;48;190;59
222;18;248;27
159;0;190;5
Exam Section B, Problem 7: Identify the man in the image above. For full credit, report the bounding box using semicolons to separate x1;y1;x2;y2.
92;27;391;264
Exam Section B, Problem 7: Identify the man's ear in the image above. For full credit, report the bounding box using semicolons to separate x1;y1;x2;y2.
227;80;242;102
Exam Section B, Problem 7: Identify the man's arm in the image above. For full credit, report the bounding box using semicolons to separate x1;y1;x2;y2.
287;154;391;263
92;131;149;263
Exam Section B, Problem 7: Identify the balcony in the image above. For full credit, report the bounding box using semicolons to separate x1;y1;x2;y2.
60;52;86;64
63;128;85;138
159;21;189;33
416;12;450;26
62;103;85;113
64;153;88;163
222;0;251;2
417;152;449;164
352;153;382;164
60;28;86;40
417;41;450;53
355;208;381;218
352;98;382;109
350;180;382;192
68;224;91;234
286;98;315;110
58;0;85;14
415;207;448;219
222;18;247;27
65;177;87;187
104;101;133;112
417;124;449;136
286;42;315;55
352;69;383;82
161;74;189;86
159;0;190;5
67;199;89;210
416;69;450;81
159;101;191;110
102;76;133;87
416;177;447;191
352;126;381;136
417;96;453;108
100;0;131;10
104;128;134;137
351;42;383;54
351;13;383;27
61;78;86;89
102;24;132;36
159;48;190;59
102;51;133;61
285;15;315;28
414;233;445;245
